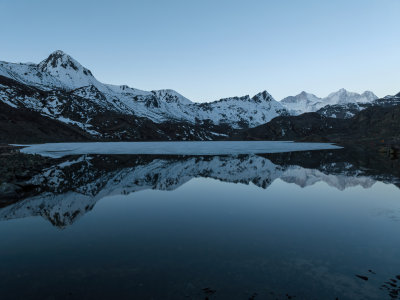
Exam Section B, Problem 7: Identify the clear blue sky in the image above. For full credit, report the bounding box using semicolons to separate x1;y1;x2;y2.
1;0;399;101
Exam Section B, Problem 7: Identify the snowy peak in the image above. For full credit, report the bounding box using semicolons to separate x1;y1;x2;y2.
281;91;320;104
326;89;377;105
151;89;193;105
39;50;86;73
280;91;321;115
326;88;354;101
281;89;378;115
300;91;320;102
0;50;290;130
37;50;100;90
0;50;104;92
251;90;275;103
361;90;377;101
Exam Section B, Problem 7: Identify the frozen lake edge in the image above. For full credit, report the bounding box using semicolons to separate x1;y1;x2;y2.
15;141;342;158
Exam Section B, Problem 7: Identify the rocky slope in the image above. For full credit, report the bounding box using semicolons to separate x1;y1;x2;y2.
0;50;287;141
234;102;400;147
0;101;93;143
316;92;400;118
1;50;398;143
0;75;237;142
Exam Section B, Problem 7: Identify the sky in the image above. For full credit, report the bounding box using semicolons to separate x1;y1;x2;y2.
1;0;399;102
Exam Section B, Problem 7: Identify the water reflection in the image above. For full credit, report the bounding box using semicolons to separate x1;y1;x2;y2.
1;149;400;299
1;150;399;228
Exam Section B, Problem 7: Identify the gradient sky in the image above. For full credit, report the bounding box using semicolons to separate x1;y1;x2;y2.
1;0;399;102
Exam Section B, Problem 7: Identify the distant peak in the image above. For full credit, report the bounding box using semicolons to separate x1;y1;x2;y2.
361;90;376;96
50;50;68;56
252;90;275;103
297;91;319;98
326;88;350;98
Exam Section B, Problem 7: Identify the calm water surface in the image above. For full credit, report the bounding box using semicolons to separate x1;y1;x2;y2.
1;147;400;299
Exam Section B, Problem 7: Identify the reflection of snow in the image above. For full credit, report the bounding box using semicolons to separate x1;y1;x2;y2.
0;154;379;227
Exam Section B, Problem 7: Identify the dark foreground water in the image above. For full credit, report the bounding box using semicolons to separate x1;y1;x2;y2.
1;148;400;299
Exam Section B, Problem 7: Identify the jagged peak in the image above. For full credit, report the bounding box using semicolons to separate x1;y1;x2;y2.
152;89;182;96
361;90;378;98
327;88;349;96
150;89;193;104
361;90;375;96
326;88;357;99
50;50;68;56
326;89;378;103
214;95;251;103
280;91;320;103
38;50;93;76
40;50;77;68
251;90;275;103
298;91;319;98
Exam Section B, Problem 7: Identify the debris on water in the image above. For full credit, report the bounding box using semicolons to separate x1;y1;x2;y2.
380;276;400;300
355;275;368;281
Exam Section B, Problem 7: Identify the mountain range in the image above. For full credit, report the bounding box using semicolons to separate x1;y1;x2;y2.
281;89;377;115
1;50;398;142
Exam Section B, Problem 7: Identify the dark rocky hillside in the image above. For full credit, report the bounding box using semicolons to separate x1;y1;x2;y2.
0;100;234;144
316;93;400;118
0;102;93;143
234;104;400;148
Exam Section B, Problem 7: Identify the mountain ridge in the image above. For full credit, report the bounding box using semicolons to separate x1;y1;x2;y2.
281;88;378;115
0;50;287;130
1;50;398;143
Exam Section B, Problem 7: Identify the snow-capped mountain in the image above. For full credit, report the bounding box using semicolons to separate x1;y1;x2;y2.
1;50;396;142
281;89;378;115
0;50;288;140
279;91;321;115
317;92;400;118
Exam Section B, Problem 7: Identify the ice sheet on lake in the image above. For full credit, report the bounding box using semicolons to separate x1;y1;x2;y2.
17;141;342;158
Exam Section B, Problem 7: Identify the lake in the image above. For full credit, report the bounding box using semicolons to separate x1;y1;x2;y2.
1;142;400;299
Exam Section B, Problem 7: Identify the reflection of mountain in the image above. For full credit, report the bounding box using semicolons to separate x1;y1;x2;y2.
0;151;398;227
